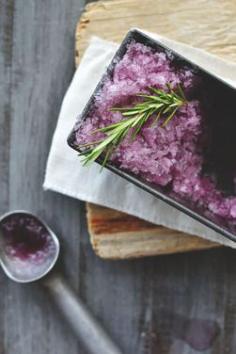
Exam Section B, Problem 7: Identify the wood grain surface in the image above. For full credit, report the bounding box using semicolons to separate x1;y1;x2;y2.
0;1;87;353
1;1;236;354
75;0;236;258
75;0;236;66
87;204;219;259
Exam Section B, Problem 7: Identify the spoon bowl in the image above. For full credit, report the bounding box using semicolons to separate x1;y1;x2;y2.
0;211;59;283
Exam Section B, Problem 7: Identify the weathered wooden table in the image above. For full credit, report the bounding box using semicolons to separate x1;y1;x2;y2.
1;1;236;354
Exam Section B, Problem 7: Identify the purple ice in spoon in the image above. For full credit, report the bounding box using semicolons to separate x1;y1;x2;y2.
0;214;56;264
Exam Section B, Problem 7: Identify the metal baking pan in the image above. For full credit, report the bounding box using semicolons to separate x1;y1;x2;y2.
68;29;236;242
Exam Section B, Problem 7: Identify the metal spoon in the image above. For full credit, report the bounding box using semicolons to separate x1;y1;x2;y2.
0;210;123;354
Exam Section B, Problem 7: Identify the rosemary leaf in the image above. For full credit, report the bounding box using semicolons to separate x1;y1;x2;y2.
78;84;187;166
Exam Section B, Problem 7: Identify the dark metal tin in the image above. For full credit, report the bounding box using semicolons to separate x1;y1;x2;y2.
68;29;236;243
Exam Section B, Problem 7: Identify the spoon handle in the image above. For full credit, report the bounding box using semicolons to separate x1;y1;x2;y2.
43;273;123;354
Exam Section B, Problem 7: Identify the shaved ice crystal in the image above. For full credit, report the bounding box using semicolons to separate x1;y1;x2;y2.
76;41;236;221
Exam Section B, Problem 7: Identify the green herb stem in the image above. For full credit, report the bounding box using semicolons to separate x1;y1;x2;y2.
78;84;187;166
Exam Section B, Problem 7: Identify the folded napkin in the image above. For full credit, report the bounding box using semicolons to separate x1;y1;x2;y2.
44;30;236;248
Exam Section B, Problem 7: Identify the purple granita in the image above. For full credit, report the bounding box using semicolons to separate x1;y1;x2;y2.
76;41;236;222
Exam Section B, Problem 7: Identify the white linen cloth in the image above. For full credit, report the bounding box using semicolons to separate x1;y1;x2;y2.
44;30;236;248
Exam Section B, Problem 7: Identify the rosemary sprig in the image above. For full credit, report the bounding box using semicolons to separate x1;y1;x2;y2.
78;84;187;166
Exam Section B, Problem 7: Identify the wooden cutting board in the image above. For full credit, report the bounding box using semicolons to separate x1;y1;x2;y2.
75;0;236;259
